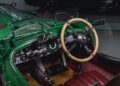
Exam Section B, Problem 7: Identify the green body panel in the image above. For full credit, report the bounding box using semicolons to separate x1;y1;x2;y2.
0;12;14;25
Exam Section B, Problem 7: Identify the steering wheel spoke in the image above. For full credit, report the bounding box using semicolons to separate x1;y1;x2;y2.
68;42;77;51
84;26;93;36
84;45;92;54
67;22;78;37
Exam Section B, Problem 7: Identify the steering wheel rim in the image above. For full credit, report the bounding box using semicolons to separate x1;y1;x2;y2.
60;18;99;62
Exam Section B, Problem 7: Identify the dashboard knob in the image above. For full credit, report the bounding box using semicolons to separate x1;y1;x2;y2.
37;45;41;50
20;54;27;61
42;50;47;55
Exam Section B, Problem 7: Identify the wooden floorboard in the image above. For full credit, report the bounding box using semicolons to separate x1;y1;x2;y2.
26;73;41;86
51;68;74;86
26;68;74;86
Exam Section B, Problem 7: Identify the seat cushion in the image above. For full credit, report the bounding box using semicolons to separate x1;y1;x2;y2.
60;71;109;86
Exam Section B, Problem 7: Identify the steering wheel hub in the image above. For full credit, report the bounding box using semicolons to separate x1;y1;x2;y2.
76;33;88;45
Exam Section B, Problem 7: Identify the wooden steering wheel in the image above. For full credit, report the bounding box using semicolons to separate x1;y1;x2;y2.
60;18;99;62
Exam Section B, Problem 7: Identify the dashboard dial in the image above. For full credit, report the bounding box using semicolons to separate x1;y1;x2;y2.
20;54;27;61
47;40;59;52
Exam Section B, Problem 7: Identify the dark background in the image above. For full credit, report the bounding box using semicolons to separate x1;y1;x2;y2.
25;0;120;15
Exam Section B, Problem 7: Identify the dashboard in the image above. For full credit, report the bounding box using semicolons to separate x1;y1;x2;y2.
13;35;74;65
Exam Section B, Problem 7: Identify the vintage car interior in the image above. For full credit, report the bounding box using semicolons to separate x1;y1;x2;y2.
0;1;120;86
9;17;120;86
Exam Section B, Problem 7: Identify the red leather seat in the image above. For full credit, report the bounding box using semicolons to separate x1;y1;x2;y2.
60;71;109;86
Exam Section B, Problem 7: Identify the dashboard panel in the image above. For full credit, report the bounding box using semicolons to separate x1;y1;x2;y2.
13;35;75;65
13;37;60;65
